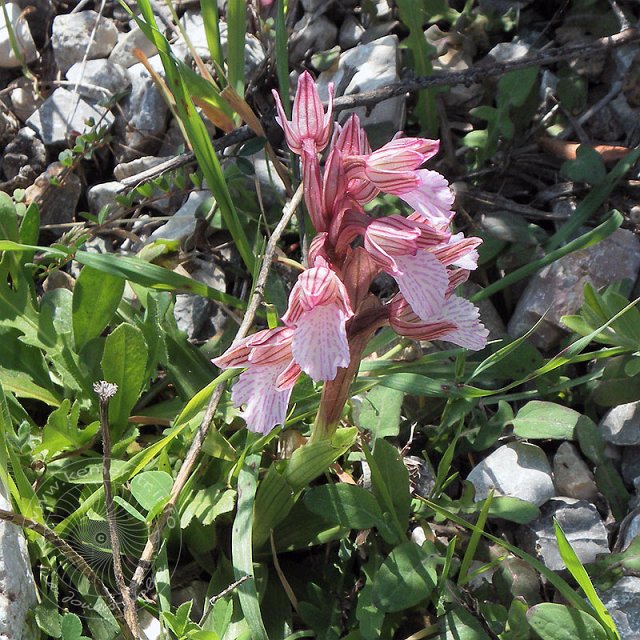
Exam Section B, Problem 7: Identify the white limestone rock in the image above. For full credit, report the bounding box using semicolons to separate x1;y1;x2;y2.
26;87;115;145
51;10;118;74
109;25;157;68
149;190;212;243
600;401;640;446
114;62;169;161
467;442;555;506
65;59;130;101
518;497;609;571
0;483;38;639
508;228;640;350
317;35;404;146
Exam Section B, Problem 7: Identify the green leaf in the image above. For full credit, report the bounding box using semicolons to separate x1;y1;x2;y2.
526;603;608;640
355;385;404;440
372;542;437;612
371;439;411;531
61;613;90;640
485;497;540;524
304;484;387;532
75;250;245;309
498;66;539;108
126;3;255;272
130;470;173;511
100;323;148;431
439;607;492;639
72;266;125;350
34;400;99;460
512;401;584;440
561;145;607;185
35;603;63;638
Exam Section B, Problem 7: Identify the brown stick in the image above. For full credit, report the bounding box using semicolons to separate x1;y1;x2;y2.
118;28;640;192
129;183;305;598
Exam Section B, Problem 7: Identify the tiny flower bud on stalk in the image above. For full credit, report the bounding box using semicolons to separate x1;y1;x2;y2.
214;71;488;439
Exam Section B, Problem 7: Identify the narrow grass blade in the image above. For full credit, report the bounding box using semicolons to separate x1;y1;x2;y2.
232;450;268;640
126;1;256;272
554;520;620;639
421;498;590;613
200;0;224;76
275;0;290;118
226;0;246;97
458;491;493;586
396;0;437;135
74;251;246;308
547;149;640;251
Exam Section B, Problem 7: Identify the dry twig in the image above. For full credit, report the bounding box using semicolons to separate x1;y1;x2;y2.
129;183;305;597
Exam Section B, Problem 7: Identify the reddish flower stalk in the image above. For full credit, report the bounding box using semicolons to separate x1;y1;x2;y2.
214;71;488;440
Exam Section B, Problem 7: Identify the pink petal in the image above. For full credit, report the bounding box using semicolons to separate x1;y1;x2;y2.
334;113;370;155
432;233;482;269
438;296;489;350
363;166;419;194
389;294;488;351
291;305;350;381
302;147;327;232
392;251;449;321
364;215;420;271
282;260;353;326
400;170;455;229
271;88;302;155
231;363;295;434
212;327;275;369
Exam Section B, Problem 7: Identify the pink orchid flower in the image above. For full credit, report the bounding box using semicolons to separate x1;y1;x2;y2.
389;291;489;351
272;71;334;156
282;257;354;381
212;327;301;435
343;135;455;228
362;215;452;321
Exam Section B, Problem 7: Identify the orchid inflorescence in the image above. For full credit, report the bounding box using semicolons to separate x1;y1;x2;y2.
214;72;488;437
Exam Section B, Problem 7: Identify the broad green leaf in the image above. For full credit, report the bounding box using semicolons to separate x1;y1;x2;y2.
100;323;148;431
561;145;606;185
527;603;607;640
130;470;173;511
73;266;125;350
304;484;387;532
512;401;583;440
372;542;437;612
61;613;90;640
439;608;491;639
371;439;411;530
498;66;539;108
283;427;357;492
355;386;404;440
272;500;347;552
34;400;99;460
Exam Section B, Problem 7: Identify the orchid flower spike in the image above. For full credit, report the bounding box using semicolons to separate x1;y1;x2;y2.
272;71;334;156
